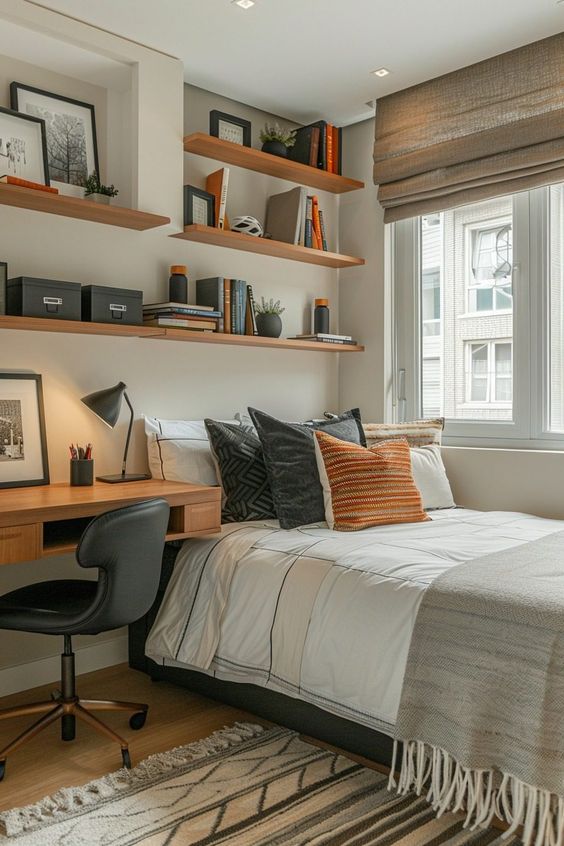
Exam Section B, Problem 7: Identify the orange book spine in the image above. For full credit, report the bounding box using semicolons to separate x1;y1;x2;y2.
326;123;334;173
312;196;323;248
0;175;58;194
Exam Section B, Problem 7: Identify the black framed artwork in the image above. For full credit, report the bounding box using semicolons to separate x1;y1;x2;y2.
209;110;251;147
0;373;49;489
183;185;215;227
0;107;50;185
10;82;99;195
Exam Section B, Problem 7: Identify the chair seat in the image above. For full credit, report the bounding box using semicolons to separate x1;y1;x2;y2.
0;580;100;634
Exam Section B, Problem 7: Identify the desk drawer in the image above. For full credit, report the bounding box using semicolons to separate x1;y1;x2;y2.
169;501;221;537
0;524;42;565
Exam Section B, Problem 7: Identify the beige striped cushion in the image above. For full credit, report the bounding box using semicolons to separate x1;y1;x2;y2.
362;418;444;448
314;431;430;532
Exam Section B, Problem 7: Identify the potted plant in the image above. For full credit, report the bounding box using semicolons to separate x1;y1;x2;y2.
259;123;296;158
83;171;119;205
254;297;285;338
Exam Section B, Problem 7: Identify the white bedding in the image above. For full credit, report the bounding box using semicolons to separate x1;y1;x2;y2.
146;509;564;737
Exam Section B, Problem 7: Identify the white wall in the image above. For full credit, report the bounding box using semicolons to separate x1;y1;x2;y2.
0;1;340;687
338;118;389;420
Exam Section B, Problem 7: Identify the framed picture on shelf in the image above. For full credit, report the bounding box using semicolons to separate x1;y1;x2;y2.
209;110;251;147
183;185;215;227
10;82;99;197
0;373;49;489
0;107;50;186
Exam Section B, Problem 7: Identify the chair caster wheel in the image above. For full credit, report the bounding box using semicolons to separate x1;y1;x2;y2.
129;711;147;731
62;714;76;742
51;689;62;701
121;748;131;769
0;760;6;782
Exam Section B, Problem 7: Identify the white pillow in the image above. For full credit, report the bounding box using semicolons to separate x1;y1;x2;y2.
410;445;455;510
145;414;252;486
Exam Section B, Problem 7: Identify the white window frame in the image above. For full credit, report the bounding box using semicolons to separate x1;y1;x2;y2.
391;187;564;449
464;217;513;317
464;339;512;406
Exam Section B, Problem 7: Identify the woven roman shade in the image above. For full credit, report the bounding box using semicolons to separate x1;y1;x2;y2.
373;33;564;223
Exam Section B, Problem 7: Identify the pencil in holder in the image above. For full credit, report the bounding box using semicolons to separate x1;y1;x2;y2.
70;459;94;486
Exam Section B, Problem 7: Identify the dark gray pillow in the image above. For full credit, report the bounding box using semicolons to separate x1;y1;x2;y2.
205;419;276;522
248;408;364;529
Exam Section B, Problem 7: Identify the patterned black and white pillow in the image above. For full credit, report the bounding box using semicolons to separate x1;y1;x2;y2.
204;419;276;523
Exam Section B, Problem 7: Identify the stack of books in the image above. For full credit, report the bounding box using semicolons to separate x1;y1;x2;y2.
289;333;357;346
196;277;258;335
265;187;329;251
0;175;59;194
289;121;342;174
143;301;220;332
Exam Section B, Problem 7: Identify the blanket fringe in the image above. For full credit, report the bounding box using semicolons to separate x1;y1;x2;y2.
388;740;564;846
0;721;264;838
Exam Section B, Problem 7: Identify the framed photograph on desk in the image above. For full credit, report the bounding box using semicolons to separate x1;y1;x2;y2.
0;373;49;489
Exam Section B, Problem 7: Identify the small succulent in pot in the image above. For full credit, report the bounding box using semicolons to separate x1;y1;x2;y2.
83;171;119;204
259;123;296;158
254;297;285;338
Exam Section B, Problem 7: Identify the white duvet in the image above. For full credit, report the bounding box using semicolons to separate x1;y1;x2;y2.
146;509;564;737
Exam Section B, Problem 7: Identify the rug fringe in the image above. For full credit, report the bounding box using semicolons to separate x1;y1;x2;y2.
0;721;265;838
388;739;564;846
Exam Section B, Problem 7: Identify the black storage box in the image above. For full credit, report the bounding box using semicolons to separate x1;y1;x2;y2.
81;285;143;326
7;277;82;321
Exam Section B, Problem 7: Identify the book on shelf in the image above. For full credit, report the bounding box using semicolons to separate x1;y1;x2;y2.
312;196;324;250
0;175;59;194
288;121;342;174
245;284;258;335
205;168;230;230
230;279;247;335
143;316;217;331
196;277;226;332
143;303;221;319
264;186;305;244
317;209;328;251
288;334;357;346
304;196;313;248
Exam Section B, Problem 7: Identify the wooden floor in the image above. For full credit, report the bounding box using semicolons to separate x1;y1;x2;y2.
0;663;258;812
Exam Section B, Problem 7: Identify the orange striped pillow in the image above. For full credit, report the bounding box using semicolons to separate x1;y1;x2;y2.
314;431;429;531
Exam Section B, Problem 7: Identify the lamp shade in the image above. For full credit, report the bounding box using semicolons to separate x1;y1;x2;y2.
81;381;126;428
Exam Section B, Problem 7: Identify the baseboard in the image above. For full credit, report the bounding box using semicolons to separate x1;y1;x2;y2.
0;636;129;697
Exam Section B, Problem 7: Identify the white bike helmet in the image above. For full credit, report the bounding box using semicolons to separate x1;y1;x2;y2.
231;215;263;237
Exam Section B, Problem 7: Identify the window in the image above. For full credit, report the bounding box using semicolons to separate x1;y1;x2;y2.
467;222;513;314
392;183;564;447
466;341;512;405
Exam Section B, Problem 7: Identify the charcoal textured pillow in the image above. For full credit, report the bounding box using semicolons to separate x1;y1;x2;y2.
205;419;276;522
248;407;364;529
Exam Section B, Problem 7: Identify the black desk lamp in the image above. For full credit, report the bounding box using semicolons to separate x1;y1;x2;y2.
81;381;150;483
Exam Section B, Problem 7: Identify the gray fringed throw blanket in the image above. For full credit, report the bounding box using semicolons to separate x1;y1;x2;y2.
391;530;564;846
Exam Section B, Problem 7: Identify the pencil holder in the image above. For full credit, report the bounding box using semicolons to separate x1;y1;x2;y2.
70;459;94;486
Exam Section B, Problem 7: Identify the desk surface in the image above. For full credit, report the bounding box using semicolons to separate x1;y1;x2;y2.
0;480;219;528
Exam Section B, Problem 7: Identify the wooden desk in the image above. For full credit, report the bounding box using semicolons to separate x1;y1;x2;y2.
0;480;222;566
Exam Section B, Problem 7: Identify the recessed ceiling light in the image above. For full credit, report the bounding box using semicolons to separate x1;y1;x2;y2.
372;67;390;77
233;0;255;7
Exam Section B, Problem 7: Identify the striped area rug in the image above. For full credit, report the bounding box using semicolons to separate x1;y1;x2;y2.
0;724;522;846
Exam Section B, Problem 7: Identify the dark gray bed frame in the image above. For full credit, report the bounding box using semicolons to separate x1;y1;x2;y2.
128;544;395;768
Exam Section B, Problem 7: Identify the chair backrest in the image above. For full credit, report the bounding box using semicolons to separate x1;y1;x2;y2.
76;498;170;632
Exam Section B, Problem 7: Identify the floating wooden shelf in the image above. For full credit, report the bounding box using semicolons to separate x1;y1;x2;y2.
0;315;363;352
0;314;163;338
171;224;365;269
0;183;170;230
184;133;365;194
153;329;363;352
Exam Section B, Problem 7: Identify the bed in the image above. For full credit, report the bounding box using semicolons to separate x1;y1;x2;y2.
130;507;563;763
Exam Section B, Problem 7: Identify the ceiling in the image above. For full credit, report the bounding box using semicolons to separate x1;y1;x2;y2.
31;0;564;125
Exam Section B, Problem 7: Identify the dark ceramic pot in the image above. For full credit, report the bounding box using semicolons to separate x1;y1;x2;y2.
261;140;288;158
256;313;282;338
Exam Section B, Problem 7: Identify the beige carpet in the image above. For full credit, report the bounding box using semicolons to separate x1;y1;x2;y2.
0;724;522;846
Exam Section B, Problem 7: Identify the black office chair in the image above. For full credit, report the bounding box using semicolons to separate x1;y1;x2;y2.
0;498;170;781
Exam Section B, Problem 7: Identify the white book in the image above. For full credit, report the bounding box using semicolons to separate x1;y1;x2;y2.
217;167;229;230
